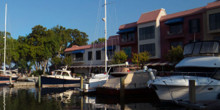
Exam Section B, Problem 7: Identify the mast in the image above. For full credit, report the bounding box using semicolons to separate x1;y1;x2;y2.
4;3;7;74
104;0;107;73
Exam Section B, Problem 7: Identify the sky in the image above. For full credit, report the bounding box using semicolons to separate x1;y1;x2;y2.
0;0;216;44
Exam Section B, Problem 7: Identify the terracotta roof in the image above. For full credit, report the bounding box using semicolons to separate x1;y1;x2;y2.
206;1;220;9
64;45;92;52
119;22;137;30
137;9;165;24
161;7;205;21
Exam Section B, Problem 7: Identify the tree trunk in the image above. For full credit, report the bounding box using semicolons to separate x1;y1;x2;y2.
42;60;48;75
58;46;63;57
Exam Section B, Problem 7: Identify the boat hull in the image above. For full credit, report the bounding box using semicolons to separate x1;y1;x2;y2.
0;76;18;84
41;76;80;88
150;76;220;102
153;85;220;102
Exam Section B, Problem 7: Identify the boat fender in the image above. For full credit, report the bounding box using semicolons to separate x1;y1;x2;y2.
148;69;156;80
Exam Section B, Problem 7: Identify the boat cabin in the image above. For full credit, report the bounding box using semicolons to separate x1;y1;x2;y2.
53;70;73;77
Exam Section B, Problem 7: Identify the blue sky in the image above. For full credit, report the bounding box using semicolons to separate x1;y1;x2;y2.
0;0;216;43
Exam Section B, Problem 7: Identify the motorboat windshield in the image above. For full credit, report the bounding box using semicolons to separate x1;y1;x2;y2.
183;41;220;56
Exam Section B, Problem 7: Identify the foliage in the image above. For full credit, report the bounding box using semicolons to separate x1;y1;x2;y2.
91;37;105;44
166;46;184;64
51;56;62;69
68;29;89;47
132;52;150;68
111;50;128;64
0;25;89;74
63;55;72;66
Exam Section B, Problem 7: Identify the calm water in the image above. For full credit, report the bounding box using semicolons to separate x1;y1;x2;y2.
0;86;189;110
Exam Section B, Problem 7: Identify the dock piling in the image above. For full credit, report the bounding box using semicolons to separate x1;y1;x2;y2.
189;80;196;103
80;76;83;90
38;76;41;88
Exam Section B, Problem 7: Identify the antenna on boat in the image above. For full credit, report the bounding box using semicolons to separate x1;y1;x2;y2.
3;3;7;74
104;0;107;73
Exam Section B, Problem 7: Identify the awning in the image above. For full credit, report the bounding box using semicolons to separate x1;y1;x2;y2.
146;62;173;66
117;27;136;34
165;17;184;25
102;46;116;51
72;50;85;54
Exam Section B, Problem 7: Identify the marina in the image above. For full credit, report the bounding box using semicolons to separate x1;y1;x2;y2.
0;0;219;110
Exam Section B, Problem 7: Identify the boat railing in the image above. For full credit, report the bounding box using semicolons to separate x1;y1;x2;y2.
156;71;215;77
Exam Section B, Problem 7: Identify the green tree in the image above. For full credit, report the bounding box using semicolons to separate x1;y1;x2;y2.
91;37;105;44
51;56;62;69
0;31;19;68
51;25;72;57
132;52;150;69
111;50;128;64
166;46;184;64
68;29;89;47
27;25;57;74
63;55;72;66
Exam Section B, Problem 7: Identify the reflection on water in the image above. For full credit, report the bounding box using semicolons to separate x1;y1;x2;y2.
0;86;186;110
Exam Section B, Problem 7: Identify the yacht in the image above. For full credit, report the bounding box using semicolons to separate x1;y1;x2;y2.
41;67;80;88
148;41;220;102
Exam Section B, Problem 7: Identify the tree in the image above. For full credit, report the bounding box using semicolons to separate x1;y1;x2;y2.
111;50;128;64
51;25;72;57
166;46;184;64
68;29;89;47
0;31;19;68
63;55;72;66
26;25;57;74
91;37;105;44
132;52;150;69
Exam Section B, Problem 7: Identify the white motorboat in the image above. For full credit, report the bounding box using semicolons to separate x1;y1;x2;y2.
41;67;80;88
148;41;220;102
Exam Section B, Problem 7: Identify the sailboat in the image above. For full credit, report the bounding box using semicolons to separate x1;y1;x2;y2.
0;3;19;85
83;0;110;93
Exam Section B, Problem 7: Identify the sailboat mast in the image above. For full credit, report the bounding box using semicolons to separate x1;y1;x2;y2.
4;3;7;74
104;0;107;73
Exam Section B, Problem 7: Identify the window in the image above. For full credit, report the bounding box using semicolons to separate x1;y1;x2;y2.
96;50;101;60
122;47;132;58
121;34;127;42
62;72;69;76
168;23;183;35
75;53;83;61
88;51;92;60
127;33;135;42
170;41;183;48
209;12;220;30
121;32;135;42
139;26;155;40
189;19;200;33
139;43;155;56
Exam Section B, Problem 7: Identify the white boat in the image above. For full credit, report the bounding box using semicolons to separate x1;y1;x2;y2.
148;41;220;102
41;67;80;88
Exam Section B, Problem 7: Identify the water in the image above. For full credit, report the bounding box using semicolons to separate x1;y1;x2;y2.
0;86;188;110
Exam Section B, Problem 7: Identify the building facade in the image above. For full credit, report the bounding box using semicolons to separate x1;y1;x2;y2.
137;9;166;61
117;22;138;63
